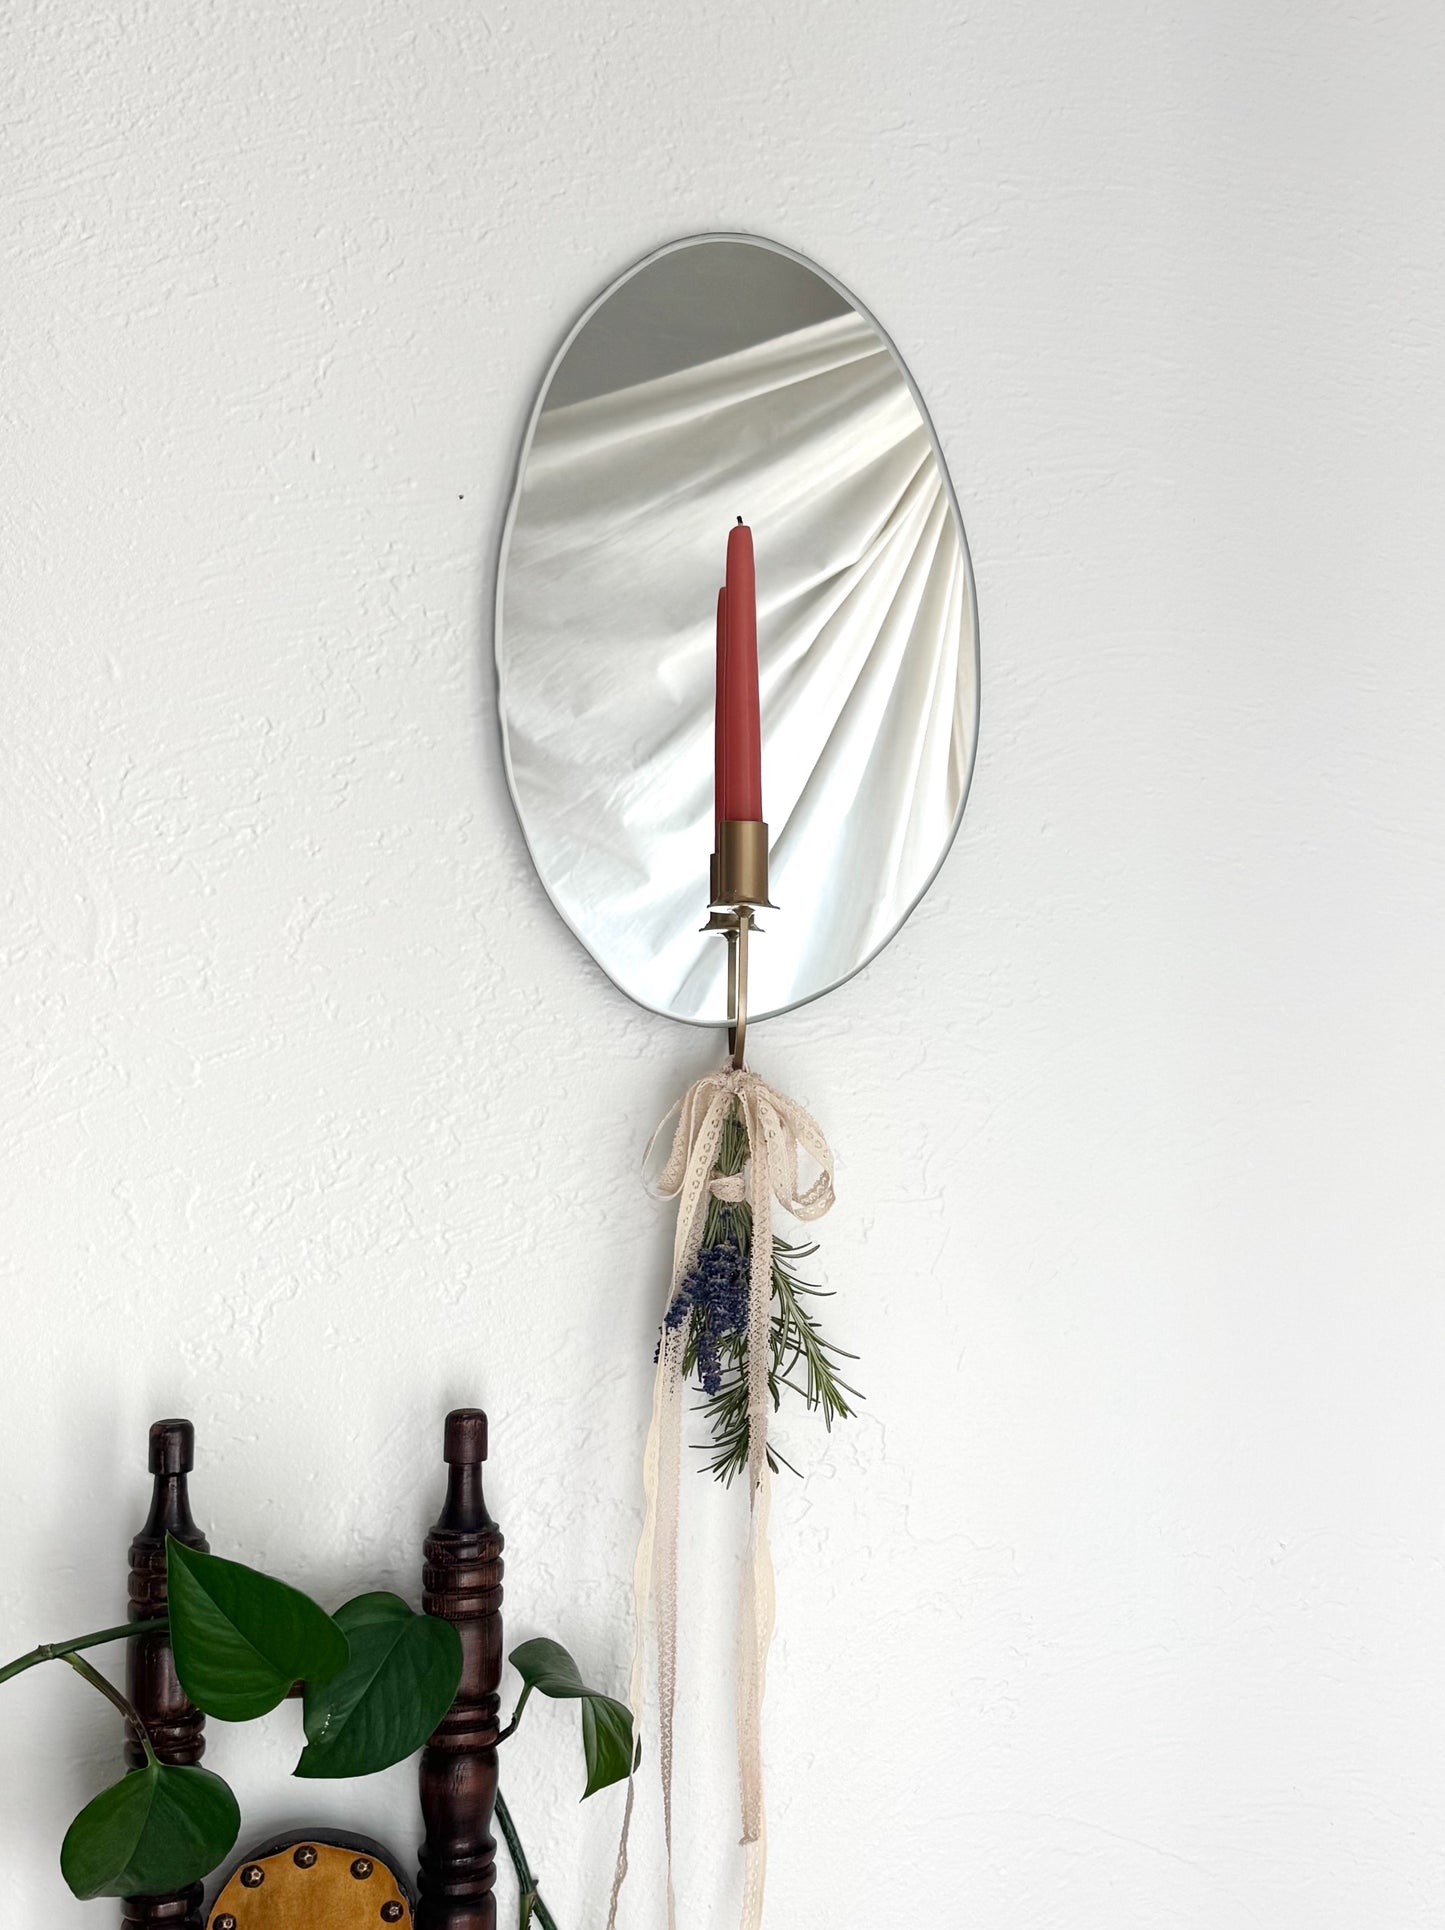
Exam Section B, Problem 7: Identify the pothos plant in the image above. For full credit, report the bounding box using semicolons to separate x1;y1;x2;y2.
0;1538;631;1929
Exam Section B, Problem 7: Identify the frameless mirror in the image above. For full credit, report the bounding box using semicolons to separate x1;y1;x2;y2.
496;233;979;1026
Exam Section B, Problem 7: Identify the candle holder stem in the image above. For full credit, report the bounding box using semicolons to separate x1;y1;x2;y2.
726;908;753;1070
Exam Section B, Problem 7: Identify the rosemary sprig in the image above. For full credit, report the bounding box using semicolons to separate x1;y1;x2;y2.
668;1106;860;1483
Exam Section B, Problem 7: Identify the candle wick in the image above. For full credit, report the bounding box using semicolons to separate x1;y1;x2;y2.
736;515;743;525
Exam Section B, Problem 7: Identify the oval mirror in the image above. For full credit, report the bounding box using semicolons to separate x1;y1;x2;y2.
496;233;979;1026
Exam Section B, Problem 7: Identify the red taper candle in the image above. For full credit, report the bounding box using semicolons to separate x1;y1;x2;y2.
714;586;729;836
721;519;762;821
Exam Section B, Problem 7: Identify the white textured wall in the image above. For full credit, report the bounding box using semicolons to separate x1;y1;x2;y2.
4;1;1444;1923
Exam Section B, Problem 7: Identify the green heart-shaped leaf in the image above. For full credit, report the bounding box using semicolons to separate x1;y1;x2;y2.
60;1762;240;1899
509;1636;635;1799
295;1592;463;1779
166;1536;349;1721
580;1690;637;1798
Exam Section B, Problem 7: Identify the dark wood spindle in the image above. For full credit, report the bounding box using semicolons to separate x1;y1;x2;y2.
416;1408;505;1930
122;1418;209;1930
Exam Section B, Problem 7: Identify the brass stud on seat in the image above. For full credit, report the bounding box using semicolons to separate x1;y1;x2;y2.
351;1857;375;1879
215;1917;237;1930
380;1906;404;1923
240;1865;265;1887
293;1844;318;1867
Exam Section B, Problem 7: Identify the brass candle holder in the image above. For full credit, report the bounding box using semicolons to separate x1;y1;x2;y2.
706;819;775;1070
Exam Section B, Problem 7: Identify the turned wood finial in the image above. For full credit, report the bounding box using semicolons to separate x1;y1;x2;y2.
148;1418;195;1477
444;1409;487;1464
123;1418;209;1930
416;1409;504;1930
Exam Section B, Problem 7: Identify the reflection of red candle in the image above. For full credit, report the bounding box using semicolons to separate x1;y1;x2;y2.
721;520;762;821
714;586;729;837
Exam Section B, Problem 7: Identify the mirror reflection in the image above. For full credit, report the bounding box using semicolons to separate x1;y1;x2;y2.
497;235;979;1026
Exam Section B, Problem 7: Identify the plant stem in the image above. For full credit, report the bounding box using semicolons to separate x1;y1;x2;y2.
61;1652;157;1766
0;1619;168;1690
494;1789;559;1930
494;1681;532;1746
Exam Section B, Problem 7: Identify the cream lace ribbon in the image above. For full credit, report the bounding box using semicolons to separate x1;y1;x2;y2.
608;1067;834;1930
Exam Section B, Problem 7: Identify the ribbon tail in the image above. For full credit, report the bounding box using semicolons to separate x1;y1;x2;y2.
734;1090;778;1919
610;1325;685;1930
656;1335;683;1930
608;1320;671;1930
613;1075;734;1930
740;1808;768;1930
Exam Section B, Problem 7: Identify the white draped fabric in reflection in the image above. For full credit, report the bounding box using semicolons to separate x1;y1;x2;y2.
498;304;978;1024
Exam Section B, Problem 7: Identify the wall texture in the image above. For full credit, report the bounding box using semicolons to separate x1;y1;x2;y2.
3;1;1444;1923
